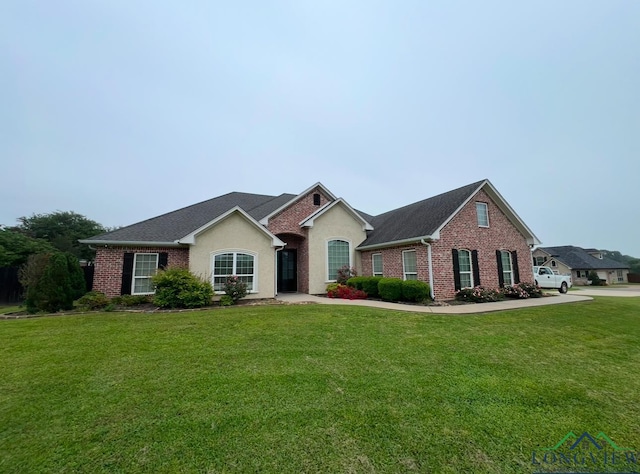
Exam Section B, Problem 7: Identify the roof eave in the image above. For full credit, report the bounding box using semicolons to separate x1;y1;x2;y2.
357;234;436;251
78;239;184;247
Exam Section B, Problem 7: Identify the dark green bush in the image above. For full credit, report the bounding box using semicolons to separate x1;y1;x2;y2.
152;267;213;309
110;294;153;306
362;276;383;299
346;276;366;290
21;252;86;313
378;278;403;302
347;276;382;298
75;291;110;310
219;295;234;306
401;280;430;302
588;271;605;286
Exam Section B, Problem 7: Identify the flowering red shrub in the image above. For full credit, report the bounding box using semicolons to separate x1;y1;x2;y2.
327;284;367;300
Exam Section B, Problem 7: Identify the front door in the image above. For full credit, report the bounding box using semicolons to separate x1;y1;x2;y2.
277;250;297;292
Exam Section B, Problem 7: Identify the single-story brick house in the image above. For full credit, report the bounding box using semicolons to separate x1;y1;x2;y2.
532;245;629;285
81;179;540;301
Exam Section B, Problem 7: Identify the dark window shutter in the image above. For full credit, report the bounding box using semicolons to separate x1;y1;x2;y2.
472;250;481;287
512;250;520;284
121;253;134;295
158;252;168;270
496;250;505;288
452;249;461;292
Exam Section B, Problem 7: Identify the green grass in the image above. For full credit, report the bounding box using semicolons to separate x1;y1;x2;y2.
1;298;640;473
0;305;21;315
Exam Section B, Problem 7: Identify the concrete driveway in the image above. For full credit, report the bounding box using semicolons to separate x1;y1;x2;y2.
569;285;640;297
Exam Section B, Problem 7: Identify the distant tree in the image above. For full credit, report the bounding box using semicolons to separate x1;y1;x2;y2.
601;249;640;274
0;227;57;267
12;211;106;261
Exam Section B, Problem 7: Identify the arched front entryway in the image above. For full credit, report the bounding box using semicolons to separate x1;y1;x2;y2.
276;233;307;293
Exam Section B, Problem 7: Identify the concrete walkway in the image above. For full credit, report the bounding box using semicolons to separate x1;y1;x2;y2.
276;292;593;314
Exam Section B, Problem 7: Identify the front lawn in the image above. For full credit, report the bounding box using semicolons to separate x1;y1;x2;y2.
1;297;639;473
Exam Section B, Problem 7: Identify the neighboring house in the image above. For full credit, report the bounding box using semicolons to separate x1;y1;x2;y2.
532;246;629;285
81;179;540;301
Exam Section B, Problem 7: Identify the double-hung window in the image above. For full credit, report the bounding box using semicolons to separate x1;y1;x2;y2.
372;253;383;276
458;249;473;289
132;253;159;294
476;202;489;227
500;251;513;286
402;250;417;280
327;239;350;281
213;252;256;292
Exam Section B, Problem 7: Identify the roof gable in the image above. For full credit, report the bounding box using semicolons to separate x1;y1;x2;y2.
258;182;337;226
358;179;540;250
300;199;374;231
179;206;285;247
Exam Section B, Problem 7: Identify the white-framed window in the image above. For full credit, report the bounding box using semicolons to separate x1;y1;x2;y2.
533;256;546;266
476;202;489;227
372;253;383;276
458;249;474;289
212;251;256;292
617;270;624;282
402;250;417;280
327;239;350;281
551;260;557;267
576;270;588;278
500;250;513;286
132;253;159;295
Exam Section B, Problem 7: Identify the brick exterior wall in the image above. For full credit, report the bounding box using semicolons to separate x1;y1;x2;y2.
93;246;190;298
267;187;332;237
360;189;534;301
267;187;332;293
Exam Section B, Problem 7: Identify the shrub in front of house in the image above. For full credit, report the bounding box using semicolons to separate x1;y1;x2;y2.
401;280;431;302
152;267;213;309
588;271;606;286
502;282;543;299
346;276;382;298
110;294;153;306
223;276;248;304
326;283;367;300
378;278;404;302
336;265;358;284
75;291;110;310
456;286;504;303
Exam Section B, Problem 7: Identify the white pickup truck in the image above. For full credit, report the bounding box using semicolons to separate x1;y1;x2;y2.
533;266;572;293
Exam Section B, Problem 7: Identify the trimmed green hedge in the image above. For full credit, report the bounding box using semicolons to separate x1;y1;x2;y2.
401;280;430;302
348;276;431;302
378;278;404;302
346;276;383;298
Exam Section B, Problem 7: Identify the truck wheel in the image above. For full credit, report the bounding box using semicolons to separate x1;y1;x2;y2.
559;282;568;294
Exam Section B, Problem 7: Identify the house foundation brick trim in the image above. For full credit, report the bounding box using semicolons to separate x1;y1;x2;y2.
93;246;190;298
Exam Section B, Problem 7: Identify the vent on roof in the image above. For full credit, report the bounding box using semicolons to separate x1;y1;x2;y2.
313;193;321;206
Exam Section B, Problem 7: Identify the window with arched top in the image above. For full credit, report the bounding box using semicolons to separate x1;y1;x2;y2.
327;239;350;281
212;251;256;292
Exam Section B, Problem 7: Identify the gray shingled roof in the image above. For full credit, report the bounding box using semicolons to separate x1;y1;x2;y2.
84;192;295;243
83;179;503;248
358;180;485;247
539;246;629;270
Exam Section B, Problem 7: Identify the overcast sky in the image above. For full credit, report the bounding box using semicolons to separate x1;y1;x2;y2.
2;1;639;256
